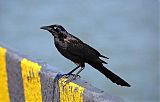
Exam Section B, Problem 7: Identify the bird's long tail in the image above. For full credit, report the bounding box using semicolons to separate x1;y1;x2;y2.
89;62;131;87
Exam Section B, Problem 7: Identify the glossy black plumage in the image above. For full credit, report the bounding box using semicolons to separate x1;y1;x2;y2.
40;24;130;87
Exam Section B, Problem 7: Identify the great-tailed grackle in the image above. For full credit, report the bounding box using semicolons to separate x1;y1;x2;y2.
40;24;131;87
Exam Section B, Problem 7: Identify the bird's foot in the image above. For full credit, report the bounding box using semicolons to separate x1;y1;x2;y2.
63;73;81;79
64;77;75;86
62;74;81;86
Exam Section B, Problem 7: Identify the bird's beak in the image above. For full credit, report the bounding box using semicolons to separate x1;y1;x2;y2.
40;26;51;31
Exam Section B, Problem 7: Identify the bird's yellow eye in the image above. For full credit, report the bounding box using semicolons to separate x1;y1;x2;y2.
54;26;57;29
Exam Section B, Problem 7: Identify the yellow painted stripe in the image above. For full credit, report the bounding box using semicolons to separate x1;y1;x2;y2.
0;47;10;102
59;77;84;102
20;58;42;102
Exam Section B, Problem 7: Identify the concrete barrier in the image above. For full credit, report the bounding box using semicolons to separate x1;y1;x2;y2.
0;45;125;102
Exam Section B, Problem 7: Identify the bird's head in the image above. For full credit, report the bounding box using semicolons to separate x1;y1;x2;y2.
40;24;67;37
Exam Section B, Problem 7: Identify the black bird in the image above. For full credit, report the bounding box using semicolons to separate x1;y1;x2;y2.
40;24;130;87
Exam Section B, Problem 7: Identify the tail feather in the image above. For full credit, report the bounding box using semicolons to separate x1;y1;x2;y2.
89;62;131;87
100;55;109;59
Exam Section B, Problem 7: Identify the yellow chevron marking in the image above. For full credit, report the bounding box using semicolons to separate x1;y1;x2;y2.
59;77;84;102
21;58;42;102
0;47;10;102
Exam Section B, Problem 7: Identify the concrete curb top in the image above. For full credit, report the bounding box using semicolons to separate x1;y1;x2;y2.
0;45;125;102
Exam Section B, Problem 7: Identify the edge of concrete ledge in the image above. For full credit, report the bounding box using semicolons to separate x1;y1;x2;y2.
0;44;125;102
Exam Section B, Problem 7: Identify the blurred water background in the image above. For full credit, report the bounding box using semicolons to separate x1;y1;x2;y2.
0;0;158;102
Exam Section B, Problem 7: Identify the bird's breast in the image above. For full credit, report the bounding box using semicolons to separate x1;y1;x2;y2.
54;37;68;49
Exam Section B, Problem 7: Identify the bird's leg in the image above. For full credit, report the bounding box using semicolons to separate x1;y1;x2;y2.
67;65;80;75
72;67;84;80
64;67;84;85
63;65;80;78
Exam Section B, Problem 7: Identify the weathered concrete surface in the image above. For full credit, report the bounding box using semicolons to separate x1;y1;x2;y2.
0;45;125;102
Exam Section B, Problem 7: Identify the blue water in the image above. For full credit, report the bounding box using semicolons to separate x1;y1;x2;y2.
0;0;158;102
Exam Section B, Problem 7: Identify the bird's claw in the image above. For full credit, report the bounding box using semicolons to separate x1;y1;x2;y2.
62;74;81;87
63;73;81;79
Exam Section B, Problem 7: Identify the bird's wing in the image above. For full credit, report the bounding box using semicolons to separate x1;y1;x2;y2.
83;43;109;59
68;34;108;59
66;38;101;62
